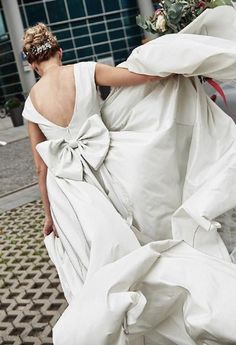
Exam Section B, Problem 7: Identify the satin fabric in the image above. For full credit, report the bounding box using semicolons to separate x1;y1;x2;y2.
101;6;236;259
22;6;236;345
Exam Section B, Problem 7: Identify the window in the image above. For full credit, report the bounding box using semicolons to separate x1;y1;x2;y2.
0;11;7;41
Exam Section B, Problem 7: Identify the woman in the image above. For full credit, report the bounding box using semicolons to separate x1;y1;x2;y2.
22;8;236;345
22;23;164;239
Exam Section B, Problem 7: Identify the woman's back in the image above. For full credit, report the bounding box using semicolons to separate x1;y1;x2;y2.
29;64;76;128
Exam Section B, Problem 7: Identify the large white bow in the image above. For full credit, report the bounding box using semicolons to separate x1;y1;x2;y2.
36;114;110;180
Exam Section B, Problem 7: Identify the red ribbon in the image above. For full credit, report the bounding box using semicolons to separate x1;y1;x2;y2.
206;78;227;106
205;78;236;120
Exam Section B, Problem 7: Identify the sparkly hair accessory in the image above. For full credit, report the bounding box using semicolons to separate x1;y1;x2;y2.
30;40;52;56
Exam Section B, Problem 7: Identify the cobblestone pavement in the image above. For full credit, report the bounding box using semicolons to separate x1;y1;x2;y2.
0;200;68;345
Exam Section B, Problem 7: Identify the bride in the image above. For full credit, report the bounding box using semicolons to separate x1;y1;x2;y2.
22;5;236;345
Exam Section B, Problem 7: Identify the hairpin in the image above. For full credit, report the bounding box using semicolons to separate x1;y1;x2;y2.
30;40;52;56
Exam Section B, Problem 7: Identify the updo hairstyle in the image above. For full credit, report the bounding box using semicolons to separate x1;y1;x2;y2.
22;22;60;64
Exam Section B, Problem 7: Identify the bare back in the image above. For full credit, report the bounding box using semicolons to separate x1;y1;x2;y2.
30;65;76;128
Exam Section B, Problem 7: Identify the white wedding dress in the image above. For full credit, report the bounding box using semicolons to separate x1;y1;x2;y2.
22;6;236;345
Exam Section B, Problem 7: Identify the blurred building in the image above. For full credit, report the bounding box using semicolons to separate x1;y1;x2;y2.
0;0;153;105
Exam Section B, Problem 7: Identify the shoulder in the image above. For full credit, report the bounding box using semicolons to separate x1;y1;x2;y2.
22;93;33;121
29;81;39;100
74;61;97;85
76;60;96;66
75;60;97;71
22;82;40;121
28;80;42;110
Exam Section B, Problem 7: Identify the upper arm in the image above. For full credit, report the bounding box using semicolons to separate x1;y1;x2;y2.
27;121;47;173
95;63;162;87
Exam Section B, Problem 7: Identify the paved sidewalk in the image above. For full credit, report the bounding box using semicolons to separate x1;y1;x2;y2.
0;200;67;345
0;117;40;211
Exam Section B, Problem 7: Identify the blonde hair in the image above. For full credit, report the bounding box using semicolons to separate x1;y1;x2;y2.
22;22;60;64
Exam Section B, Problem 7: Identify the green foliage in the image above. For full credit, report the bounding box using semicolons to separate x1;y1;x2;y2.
137;0;234;35
136;15;158;34
210;0;232;7
4;97;21;111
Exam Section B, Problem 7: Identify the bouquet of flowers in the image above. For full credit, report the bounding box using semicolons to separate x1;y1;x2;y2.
136;0;234;35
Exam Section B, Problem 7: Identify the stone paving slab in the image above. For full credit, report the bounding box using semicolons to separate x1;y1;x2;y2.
0;124;28;144
0;138;37;197
0;200;68;345
0;185;40;214
0;117;27;144
0;116;13;132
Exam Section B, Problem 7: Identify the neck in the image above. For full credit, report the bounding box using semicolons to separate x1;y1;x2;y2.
41;62;61;76
36;57;62;76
